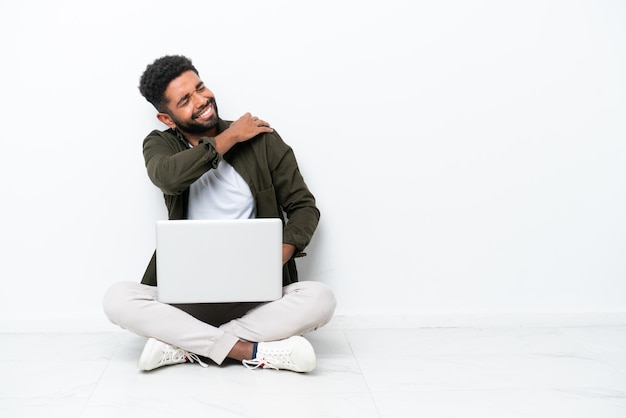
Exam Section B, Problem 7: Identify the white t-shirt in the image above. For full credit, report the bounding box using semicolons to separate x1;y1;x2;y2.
187;159;255;220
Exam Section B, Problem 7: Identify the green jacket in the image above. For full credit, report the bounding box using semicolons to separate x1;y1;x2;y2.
140;119;320;287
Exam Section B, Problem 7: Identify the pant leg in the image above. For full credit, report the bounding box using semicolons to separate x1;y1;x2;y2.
102;281;239;365
102;280;337;365
219;280;336;343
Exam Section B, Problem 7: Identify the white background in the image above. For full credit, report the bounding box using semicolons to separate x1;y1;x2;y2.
0;0;624;330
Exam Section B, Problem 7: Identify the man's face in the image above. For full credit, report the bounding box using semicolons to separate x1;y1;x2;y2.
162;70;219;134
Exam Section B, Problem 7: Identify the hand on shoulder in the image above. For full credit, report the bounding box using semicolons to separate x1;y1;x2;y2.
215;113;273;154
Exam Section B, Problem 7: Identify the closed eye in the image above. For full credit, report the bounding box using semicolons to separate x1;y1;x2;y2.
176;82;207;108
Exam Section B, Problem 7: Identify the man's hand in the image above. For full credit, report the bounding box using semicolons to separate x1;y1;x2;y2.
230;112;273;140
215;113;273;155
282;243;296;265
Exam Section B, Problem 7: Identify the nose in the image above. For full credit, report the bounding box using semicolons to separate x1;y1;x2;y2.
190;91;206;108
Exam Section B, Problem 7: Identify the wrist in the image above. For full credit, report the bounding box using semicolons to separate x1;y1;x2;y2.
214;131;239;154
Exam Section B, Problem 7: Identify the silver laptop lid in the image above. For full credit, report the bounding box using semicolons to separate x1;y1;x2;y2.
156;218;283;303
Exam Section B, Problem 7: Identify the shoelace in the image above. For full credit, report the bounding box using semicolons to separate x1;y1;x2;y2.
242;357;280;370
185;352;209;368
161;346;209;368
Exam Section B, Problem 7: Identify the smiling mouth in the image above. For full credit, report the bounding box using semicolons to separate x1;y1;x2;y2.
194;100;216;121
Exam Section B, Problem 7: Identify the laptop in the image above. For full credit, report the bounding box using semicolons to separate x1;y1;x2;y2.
155;218;283;303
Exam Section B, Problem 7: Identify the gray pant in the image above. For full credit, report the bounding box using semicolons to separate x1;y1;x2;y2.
103;281;336;364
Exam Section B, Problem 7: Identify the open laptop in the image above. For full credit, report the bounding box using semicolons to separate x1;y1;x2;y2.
155;218;283;304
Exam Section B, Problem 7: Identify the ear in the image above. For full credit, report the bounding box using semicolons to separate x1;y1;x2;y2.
157;112;176;129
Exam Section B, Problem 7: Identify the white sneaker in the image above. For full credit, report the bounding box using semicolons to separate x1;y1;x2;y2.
242;336;316;372
137;338;208;371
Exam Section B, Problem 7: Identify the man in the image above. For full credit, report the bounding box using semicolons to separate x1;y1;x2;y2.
103;55;336;373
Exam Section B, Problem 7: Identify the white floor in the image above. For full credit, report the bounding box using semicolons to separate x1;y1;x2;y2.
1;324;626;417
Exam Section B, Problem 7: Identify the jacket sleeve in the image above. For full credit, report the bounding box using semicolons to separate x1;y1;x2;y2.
266;132;320;254
142;130;221;195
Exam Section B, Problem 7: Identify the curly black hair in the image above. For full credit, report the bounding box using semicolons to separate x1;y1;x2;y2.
139;55;199;112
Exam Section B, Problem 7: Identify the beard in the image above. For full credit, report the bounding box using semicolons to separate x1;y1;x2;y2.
170;98;219;134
